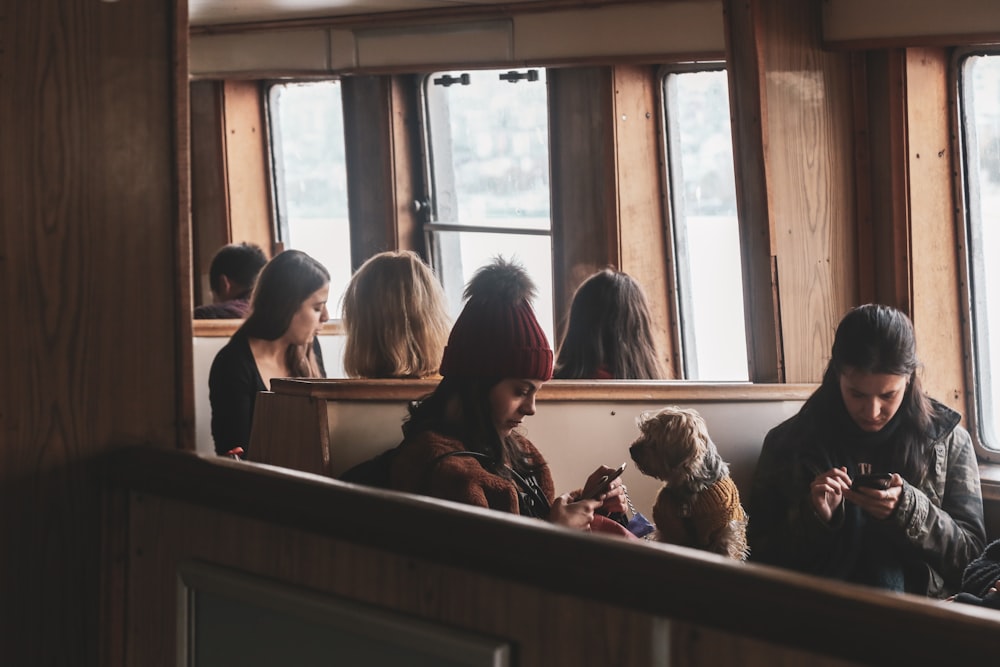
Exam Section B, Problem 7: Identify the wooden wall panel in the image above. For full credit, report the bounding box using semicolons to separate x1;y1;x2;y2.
725;0;857;383
222;80;273;252
761;0;858;383
612;65;678;378
0;0;185;665
190;80;229;307
127;494;664;667
342;74;424;267
905;48;967;414
548;67;619;341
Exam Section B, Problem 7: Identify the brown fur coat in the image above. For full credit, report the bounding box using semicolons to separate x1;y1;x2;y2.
389;430;555;515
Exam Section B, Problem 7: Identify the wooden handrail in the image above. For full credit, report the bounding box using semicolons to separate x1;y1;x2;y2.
269;377;818;402
103;446;1000;665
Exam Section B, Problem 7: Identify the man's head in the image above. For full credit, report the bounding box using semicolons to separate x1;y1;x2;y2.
209;242;267;302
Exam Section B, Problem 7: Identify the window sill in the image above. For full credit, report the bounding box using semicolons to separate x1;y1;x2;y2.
980;462;1000;501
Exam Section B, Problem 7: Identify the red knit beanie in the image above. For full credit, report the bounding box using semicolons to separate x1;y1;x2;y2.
439;257;553;381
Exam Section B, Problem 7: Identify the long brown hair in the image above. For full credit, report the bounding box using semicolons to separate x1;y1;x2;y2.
342;250;450;378
554;268;663;379
241;250;330;377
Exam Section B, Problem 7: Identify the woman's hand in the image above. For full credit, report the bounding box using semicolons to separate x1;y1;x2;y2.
549;493;601;530
847;473;903;519
810;466;852;522
579;465;627;512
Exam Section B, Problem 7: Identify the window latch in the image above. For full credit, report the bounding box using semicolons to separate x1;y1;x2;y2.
499;69;539;84
433;73;470;87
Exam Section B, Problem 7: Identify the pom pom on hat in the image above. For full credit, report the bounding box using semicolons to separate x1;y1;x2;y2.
439;257;553;380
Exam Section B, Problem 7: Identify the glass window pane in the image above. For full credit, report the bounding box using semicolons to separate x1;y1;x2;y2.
267;81;352;308
960;54;1000;452
423;69;553;333
664;69;749;381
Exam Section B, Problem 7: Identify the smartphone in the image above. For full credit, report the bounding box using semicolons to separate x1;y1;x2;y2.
585;462;627;500
852;473;892;490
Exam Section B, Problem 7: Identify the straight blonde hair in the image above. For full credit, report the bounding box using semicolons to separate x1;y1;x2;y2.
342;250;451;378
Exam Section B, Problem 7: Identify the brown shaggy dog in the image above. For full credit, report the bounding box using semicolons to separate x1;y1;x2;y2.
628;406;749;560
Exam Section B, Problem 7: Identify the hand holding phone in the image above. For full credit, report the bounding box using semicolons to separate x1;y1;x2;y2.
583;462;627;500
852;473;892;490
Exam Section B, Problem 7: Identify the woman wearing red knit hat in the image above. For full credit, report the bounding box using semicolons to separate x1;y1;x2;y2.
388;257;629;532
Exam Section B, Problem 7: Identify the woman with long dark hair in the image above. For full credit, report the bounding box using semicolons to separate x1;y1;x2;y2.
209;249;330;457
554;268;663;379
748;304;985;597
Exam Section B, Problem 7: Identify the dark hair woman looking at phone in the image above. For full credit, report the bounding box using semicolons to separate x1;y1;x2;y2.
386;257;629;535
747;304;985;597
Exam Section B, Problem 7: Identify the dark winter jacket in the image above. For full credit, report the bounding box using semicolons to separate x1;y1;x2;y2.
748;396;985;598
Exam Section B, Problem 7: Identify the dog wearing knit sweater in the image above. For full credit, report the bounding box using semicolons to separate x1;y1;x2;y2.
628;406;749;560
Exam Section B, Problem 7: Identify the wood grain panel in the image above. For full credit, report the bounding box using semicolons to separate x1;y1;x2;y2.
905;48;967;414
547;67;619;343
760;0;857;384
126;491;663;667
189;80;230;307
725;0;857;383
343;75;406;266
106;448;1000;666
248;391;331;474
612;65;678;378
0;1;185;665
722;0;782;383
222;80;273;252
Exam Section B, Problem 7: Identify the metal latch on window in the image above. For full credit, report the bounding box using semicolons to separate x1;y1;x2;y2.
433;73;470;87
499;69;539;83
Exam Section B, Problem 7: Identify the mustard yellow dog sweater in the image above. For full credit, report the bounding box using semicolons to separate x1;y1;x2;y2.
652;476;747;551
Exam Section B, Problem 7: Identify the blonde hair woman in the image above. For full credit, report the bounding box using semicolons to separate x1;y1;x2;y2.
341;250;451;379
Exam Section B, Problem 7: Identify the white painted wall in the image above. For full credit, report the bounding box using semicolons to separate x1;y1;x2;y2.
193;334;348;455
324;395;804;518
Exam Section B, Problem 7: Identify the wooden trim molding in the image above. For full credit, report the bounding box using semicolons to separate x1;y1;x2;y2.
193;319;346;337
269;377;817;402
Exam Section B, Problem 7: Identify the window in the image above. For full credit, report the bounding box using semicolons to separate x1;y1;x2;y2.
267;80;352;308
662;67;749;381
958;52;1000;456
420;69;554;343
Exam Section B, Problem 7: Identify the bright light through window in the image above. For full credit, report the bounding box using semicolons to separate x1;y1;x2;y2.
267;80;352;309
663;68;748;381
422;69;554;343
960;53;1000;453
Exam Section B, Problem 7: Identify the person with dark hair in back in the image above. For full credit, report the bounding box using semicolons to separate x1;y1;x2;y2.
209;250;329;458
194;242;268;319
748;304;985;598
554;268;664;379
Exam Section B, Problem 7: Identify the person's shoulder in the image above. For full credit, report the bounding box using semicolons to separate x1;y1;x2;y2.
195;299;250;320
210;330;252;372
764;411;805;442
397;429;464;460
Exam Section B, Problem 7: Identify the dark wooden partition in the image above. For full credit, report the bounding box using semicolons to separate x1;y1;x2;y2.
105;448;1000;666
0;1;187;665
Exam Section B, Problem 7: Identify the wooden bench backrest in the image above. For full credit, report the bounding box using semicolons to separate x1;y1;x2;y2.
253;379;814;515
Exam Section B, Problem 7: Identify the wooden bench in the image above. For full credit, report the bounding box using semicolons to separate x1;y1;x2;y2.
104;447;1000;667
248;378;815;516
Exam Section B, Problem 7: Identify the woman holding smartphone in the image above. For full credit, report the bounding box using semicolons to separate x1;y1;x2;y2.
387;257;629;533
748;304;985;597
